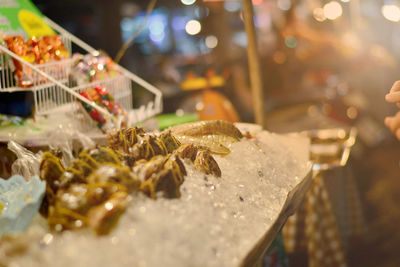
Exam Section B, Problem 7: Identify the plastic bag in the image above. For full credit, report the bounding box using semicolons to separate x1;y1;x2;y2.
8;123;96;180
69;51;119;86
8;141;42;179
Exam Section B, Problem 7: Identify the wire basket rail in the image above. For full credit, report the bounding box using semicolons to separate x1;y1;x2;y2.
0;17;162;128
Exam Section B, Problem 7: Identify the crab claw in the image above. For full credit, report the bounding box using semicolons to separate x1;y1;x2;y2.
87;191;129;235
194;150;221;177
40;152;65;192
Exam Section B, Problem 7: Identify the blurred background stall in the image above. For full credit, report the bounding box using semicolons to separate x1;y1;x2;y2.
2;0;400;266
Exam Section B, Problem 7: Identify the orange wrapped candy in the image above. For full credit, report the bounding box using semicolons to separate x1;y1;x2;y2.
4;35;69;87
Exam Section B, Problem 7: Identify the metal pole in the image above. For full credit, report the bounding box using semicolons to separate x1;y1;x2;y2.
242;0;265;127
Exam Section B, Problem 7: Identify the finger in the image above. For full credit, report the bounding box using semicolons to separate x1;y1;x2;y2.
396;128;400;141
397;102;400;108
385;91;400;103
390;80;400;93
385;116;393;127
389;112;400;133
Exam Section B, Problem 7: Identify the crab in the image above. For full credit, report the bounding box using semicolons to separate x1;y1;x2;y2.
176;144;221;177
40;147;141;234
108;126;145;153
87;164;141;193
40;147;124;194
133;153;187;199
108;129;174;167
39;123;230;235
47;182;129;235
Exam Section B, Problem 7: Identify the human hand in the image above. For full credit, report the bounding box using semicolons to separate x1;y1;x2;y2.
385;80;400;140
385;80;400;108
385;111;400;140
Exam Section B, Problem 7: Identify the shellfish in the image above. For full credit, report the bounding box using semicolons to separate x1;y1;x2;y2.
168;120;243;155
39;123;227;235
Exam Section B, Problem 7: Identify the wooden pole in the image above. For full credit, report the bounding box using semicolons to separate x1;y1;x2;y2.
242;0;265;127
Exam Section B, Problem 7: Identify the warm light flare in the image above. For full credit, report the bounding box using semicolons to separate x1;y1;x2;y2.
185;20;202;35
205;35;218;49
381;5;400;22
323;1;343;20
313;7;326;22
181;0;196;5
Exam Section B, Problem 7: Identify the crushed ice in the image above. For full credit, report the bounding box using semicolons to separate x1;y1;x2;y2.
1;132;310;267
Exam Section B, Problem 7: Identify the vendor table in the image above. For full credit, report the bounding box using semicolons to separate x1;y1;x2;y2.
283;171;347;267
282;128;366;267
241;164;313;267
1;126;313;267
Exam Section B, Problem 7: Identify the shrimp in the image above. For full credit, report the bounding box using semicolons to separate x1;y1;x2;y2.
174;135;231;155
169;120;243;140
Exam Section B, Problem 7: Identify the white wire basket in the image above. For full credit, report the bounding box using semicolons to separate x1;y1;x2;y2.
0;17;162;128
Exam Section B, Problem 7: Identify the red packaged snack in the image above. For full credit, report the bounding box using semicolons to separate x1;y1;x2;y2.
79;89;107;129
94;86;127;118
81;88;101;102
79;86;128;130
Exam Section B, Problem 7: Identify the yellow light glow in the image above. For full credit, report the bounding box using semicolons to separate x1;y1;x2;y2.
342;32;361;50
323;1;343;20
382;5;400;22
313;8;326;22
181;0;196;6
205;35;218;49
185;20;201;35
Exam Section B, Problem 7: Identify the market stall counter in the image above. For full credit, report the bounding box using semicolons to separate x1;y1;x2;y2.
0;122;312;267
